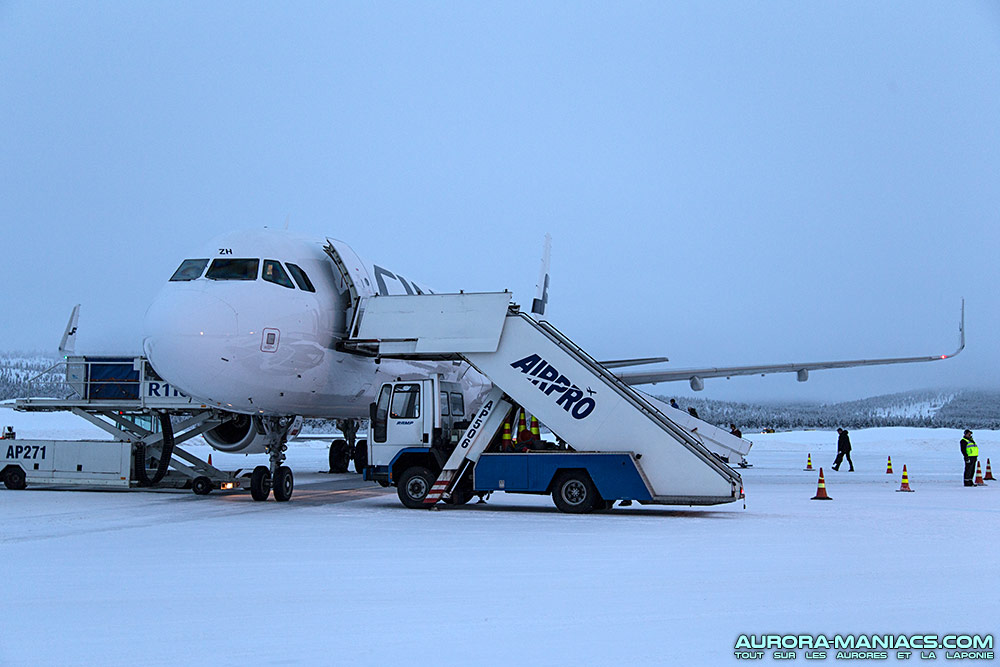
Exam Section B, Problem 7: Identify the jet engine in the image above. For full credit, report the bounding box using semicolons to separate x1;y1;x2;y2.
203;413;302;453
204;414;266;453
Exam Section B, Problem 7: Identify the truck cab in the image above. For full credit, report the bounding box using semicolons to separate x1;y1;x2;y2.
364;376;468;497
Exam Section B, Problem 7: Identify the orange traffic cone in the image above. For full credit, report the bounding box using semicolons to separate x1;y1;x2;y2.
517;410;530;442
530;416;540;438
985;459;996;481
811;468;832;500
885;456;893;474
975;460;986;486
896;465;914;492
501;418;513;452
208;453;213;466
803;454;814;471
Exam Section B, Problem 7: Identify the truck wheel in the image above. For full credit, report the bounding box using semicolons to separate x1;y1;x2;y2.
353;439;368;474
397;466;434;509
273;466;294;502
552;471;599;514
3;466;27;490
192;476;213;495
443;479;474;505
250;465;271;501
329;439;350;473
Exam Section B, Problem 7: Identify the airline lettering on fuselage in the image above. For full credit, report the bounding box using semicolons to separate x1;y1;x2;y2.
509;354;597;420
373;265;433;297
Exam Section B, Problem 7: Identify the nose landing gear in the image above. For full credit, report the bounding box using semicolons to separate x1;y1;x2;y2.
250;417;294;501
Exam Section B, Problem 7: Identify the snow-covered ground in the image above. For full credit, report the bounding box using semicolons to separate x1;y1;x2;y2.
1;411;997;665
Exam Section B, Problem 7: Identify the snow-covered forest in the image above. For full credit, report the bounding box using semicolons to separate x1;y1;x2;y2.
3;353;998;430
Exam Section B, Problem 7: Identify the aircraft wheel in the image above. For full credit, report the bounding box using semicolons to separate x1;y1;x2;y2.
397;466;434;509
273;465;294;502
353;439;368;474
250;465;271;501
329;439;350;473
191;476;213;495
552;471;599;514
3;466;27;490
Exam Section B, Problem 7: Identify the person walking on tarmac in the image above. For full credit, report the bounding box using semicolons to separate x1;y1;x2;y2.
832;427;854;471
961;429;979;487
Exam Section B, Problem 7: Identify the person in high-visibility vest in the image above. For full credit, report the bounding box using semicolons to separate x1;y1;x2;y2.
961;429;979;487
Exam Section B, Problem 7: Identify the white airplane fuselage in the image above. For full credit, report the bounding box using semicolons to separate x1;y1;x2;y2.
143;229;470;419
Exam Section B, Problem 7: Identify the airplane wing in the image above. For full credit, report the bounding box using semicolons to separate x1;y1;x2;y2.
616;301;965;390
599;357;670;369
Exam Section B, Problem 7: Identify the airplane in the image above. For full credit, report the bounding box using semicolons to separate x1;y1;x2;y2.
141;227;964;499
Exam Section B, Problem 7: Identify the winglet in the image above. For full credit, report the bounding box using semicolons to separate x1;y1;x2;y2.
946;298;965;358
531;233;552;316
58;304;81;356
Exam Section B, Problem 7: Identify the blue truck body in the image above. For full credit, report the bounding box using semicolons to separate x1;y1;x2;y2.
473;452;652;501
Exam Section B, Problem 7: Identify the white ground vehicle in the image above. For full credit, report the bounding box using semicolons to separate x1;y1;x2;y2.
354;292;744;513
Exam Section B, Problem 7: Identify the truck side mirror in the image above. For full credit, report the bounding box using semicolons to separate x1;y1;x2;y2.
369;402;377;420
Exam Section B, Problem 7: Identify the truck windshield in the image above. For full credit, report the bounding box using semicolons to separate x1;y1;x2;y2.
391;384;420;419
206;258;259;281
169;259;208;281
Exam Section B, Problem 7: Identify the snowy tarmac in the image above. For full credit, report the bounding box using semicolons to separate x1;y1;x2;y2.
1;413;997;665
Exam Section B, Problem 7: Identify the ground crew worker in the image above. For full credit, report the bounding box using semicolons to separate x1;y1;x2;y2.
832;427;854;471
961;429;978;487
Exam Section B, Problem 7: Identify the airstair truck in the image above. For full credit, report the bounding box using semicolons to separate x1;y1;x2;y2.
350;292;743;513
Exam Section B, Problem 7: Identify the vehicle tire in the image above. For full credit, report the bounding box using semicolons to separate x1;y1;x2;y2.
551;471;599;514
250;465;271;501
273;465;294;502
443;477;474;506
4;466;27;491
352;439;368;474
397;466;434;509
191;476;213;495
329;439;350;473
443;487;474;506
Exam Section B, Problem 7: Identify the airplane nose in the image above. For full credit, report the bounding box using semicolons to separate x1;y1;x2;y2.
143;287;238;390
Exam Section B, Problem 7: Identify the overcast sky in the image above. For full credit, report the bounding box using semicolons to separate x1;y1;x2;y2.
2;2;998;402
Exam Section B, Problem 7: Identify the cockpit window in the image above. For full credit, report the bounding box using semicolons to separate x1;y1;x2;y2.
206;258;259;281
262;260;294;288
286;263;316;293
169;259;208;282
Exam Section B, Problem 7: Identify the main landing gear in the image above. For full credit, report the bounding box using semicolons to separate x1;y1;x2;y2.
330;418;367;474
250;417;294;502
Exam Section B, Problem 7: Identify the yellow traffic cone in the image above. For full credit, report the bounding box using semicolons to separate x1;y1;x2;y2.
501;418;513;452
885;456;893;474
803;453;814;471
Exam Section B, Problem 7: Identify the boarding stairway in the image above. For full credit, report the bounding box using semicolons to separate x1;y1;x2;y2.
343;292;743;506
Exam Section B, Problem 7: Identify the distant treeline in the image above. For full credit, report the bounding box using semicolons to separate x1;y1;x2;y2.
653;389;1000;431
2;353;997;430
